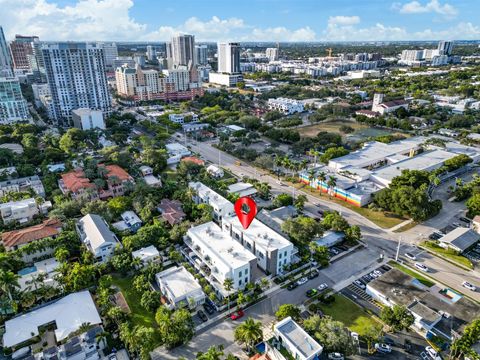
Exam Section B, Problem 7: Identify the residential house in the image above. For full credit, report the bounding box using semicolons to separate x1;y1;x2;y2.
3;291;102;349
157;199;186;225
206;164;224;178
132;245;161;267
77;214;121;263
2;218;62;252
155;266;205;309
0;198;40;225
112;211;142;233
139;165;162;188
273;317;323;360
227;182;258;198
17;258;60;291
0;176;46;197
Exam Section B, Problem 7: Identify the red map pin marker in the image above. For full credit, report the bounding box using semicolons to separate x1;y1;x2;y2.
234;196;257;229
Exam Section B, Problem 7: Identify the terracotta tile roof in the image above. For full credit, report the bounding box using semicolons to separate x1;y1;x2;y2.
356;109;379;116
249;354;271;360
157;199;186;225
1;218;62;250
61;169;95;193
381;99;408;108
102;164;132;181
181;156;205;166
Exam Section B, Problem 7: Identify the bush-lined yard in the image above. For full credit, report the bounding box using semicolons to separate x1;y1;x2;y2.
421;241;474;269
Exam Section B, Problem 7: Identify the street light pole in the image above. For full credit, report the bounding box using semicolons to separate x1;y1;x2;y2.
395;236;402;261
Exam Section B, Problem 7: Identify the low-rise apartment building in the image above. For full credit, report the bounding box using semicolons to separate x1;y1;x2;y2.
189;182;234;223
267;98;304;114
168;112;198;124
155;266;205;309
77;214;121;263
185;222;256;297
0;198;40;224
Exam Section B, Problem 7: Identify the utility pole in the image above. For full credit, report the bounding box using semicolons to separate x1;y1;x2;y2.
395;236;402;261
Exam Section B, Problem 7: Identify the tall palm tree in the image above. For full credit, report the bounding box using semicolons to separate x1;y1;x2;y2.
234;317;263;353
223;278;234;313
317;172;327;195
196;345;224;360
309;149;321;167
307;169;316;189
0;270;20;302
327;176;337;198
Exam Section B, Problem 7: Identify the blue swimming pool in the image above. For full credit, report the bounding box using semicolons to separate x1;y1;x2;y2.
18;266;37;276
255;342;266;354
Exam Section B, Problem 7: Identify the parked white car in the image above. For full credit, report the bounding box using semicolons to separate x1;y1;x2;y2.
375;343;392;353
327;353;344;360
296;277;308;286
405;252;416;260
425;346;442;359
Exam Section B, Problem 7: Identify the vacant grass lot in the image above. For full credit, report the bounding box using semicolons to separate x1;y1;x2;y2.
421;241;474;270
389;262;435;287
111;275;162;344
318;294;382;336
292;182;407;229
297;120;368;138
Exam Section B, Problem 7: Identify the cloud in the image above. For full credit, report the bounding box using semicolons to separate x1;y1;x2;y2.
250;26;316;42
392;0;458;17
328;16;361;26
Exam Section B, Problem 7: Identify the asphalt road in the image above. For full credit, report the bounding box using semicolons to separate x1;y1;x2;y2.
187;138;480;302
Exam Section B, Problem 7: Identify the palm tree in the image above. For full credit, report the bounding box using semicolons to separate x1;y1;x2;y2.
0;270;20;302
307;169;316;189
223;278;234;313
309;149;321;167
234;317;263;353
196;345;224;360
327;176;337;198
317;171;326;195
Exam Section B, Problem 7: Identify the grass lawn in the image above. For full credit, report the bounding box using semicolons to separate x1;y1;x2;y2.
291;182;407;229
111;274;162;344
393;221;418;233
318;294;382;336
389;262;435;287
297;120;368;138
421;241;474;270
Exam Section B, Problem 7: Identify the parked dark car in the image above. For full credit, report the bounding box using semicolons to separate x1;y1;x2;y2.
197;310;208;322
381;265;391;272
404;339;412;353
383;337;395;346
203;303;214;315
308;270;319;279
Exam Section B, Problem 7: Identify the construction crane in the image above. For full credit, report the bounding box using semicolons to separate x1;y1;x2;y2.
326;48;333;57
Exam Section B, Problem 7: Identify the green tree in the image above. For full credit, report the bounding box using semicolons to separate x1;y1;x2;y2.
59;128;85;154
234;317;263;353
344;225;362;244
322;211;350;232
466;193;480;218
281;216;324;246
196;345;224;360
309;242;330;267
363;324;384;354
380;305;415;332
0;270;20;301
140;290;161;312
294;194;308;212
275;304;301;321
450;318;480;360
273;193;294;208
303;315;355;355
155;307;194;348
224;278;234;313
320;147;349;164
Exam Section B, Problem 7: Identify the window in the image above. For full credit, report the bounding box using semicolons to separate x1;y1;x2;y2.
245;277;248;284
284;251;288;257
279;252;282;259
239;279;242;286
238;270;242;277
246;242;252;249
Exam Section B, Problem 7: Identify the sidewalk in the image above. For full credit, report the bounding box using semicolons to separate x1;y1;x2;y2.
388;219;414;232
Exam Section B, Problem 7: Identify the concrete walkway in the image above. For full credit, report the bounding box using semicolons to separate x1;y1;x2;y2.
388;219;414;232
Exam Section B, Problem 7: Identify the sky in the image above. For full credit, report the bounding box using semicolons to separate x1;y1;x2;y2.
0;0;479;42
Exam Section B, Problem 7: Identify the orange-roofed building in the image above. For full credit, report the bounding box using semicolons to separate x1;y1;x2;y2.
59;169;98;200
1;218;62;251
181;156;205;166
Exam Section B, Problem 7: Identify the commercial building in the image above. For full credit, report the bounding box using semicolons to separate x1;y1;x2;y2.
0;175;45;197
72;108;105;130
0;26;12;75
189;182;234;223
371;93;409;115
217;42;241;74
438;40;454;56
167;34;196;68
0;198;40;224
41;42;111;124
156;266;205;309
267;97;304;114
0;77;30;124
195;45;208;65
227;182;258;198
273;317;323;360
146;45;156;61
97;42;118;69
168;112;198;124
437;227;479;253
185;221;257;296
300;136;480;207
208;72;243;87
77;214;121;263
366;268;480;340
9;35;39;71
266;47;279;62
2;291;102;349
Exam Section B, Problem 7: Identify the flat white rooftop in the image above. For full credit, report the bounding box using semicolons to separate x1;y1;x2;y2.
156;266;203;300
329;137;427;170
132;245;160;261
225;215;293;251
188;222;256;274
3;291;101;348
189;181;232;210
372;149;457;184
275;317;323;359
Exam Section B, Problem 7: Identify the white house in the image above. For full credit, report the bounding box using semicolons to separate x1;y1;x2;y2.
77;214;121;263
371;93;409;115
206;164;224;178
132;245;161;266
274;317;323;360
112;211;142;233
155;266;205;309
166;143;191;165
168;112;198;124
0;198;40;224
3;291;102;349
72;108;105;130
